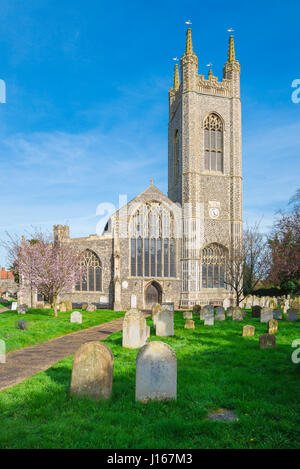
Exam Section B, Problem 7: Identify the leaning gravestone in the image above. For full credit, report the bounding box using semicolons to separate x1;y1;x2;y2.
287;309;298;322
273;309;282;320
242;325;255;337
70;311;82;324
70;342;113;401
18;304;28;315
232;307;243;321
260;307;273;323
122;309;148;348
135;341;177;402
183;311;193;320
86;303;96;312
184;319;195;329
152;303;162;325
268;319;278;334
156;310;174;337
11;302;18;311
227;306;234;318
252;305;261;318
215;307;225;321
259;334;276;349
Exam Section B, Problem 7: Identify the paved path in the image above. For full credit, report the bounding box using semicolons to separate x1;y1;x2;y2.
0;317;124;392
0;307;10;314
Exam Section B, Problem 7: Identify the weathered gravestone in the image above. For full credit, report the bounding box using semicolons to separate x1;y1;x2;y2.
273;309;282;320
156;310;174;337
232;307;243;321
260;307;273;323
86;303;96;312
201;305;214;320
193;304;201;316
0;339;6;363
268;319;278;334
215;306;225;321
242;325;255;337
70;311;82;324
70;342;113;401
184;319;195;329
11;302;18;311
223;297;230;310
135;341;177;402
226;306;234;317
152;303;162;326
81;303;88;311
252;305;261;318
122;309;148;348
183;311;193;320
204;314;214;326
60;299;72;311
259;333;276;349
287;309;298;322
161;302;174;313
18;304;28;315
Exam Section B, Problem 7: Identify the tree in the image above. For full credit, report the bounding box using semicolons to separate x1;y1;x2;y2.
268;189;300;292
2;229;83;317
223;223;270;306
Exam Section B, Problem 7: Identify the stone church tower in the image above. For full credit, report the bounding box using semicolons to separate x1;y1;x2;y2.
168;30;243;307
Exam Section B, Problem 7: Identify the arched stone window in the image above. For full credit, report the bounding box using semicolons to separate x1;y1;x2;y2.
201;243;227;288
204;113;223;172
174;129;180;183
75;249;102;292
130;203;176;278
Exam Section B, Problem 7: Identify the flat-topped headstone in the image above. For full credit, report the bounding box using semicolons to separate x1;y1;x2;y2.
152;303;162;325
183;311;193;320
204;315;214;326
70;311;82;324
184;319;195;329
156;310;174;337
122;309;148;348
252;305;261;318
18;304;28;315
268;319;278;334
11;302;18;311
273;309;282;320
135;341;177;402
70;341;113;401
215;306;225;321
287;309;298;321
161;302;174;313
232;307;243;321
261;307;274;323
242;325;255;337
259;333;276;349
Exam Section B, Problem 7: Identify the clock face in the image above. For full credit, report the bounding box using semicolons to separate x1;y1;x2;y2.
209;207;220;219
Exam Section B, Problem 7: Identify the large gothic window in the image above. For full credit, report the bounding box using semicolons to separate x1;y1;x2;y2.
204;113;223;172
174;129;180;184
201;243;227;288
75;250;102;292
130;203;176;278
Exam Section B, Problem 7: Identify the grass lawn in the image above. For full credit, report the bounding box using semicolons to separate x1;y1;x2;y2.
0;308;125;353
0;311;299;449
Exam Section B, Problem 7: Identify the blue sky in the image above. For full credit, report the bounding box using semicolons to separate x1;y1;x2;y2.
0;0;299;266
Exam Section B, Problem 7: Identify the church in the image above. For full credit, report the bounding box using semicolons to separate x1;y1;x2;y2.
24;29;243;311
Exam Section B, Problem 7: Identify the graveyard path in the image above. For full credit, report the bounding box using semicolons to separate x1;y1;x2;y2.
0;316;125;392
0;307;10;314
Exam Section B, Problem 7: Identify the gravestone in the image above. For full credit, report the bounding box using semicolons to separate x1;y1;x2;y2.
18;304;28;315
183;311;193;320
135;341;177;402
287;309;298;322
70;341;113;401
273;309;282;320
232;307;243;321
86;303;96;312
81;303;88;311
227;306;234;317
15;320;28;330
201;305;214;320
242;325;255;337
193;304;201;316
161;302;174;313
215;307;225;321
252;305;261;318
268;319;278;334
70;311;82;324
184;319;195;329
122;309;148;348
204;314;214;326
223;297;230;310
259;334;276;349
59;302;67;312
0;339;6;363
260;307;274;323
156;310;174;337
11;302;18;311
152;303;162;325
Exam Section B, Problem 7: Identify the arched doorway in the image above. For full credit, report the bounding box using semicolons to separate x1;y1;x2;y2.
145;281;162;307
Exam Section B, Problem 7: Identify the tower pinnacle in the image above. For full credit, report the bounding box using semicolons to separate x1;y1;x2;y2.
173;64;180;90
185;28;194;54
228;35;236;62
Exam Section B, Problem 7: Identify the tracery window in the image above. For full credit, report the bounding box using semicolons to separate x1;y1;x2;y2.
201;243;227;288
204;113;223;172
75;249;102;292
130;203;176;278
